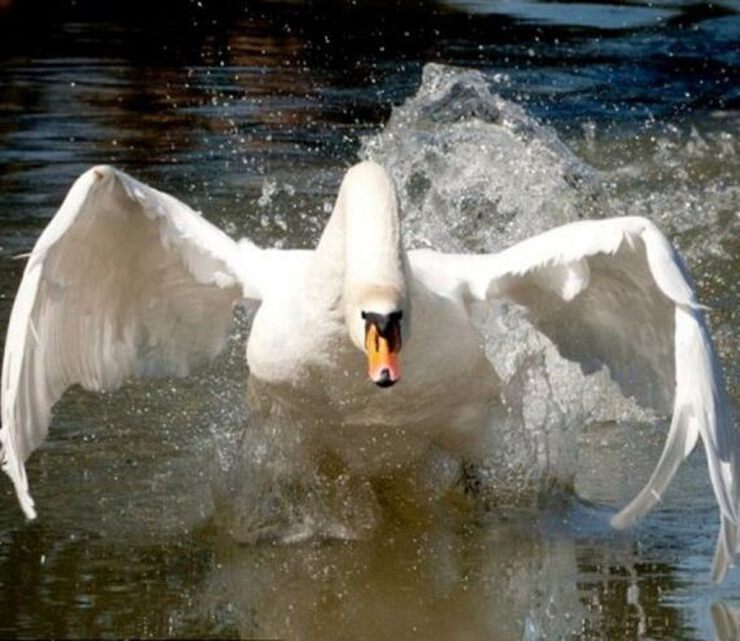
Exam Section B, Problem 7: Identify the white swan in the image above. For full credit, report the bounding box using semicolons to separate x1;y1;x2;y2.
1;161;736;580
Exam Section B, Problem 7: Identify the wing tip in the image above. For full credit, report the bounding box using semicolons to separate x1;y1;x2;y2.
19;492;37;521
1;441;38;520
711;518;738;584
3;466;38;521
610;498;654;531
609;511;633;531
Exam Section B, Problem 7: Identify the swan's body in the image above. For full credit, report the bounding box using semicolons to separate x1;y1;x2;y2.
1;161;737;580
246;256;494;472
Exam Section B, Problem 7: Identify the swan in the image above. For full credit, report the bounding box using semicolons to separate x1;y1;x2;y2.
0;161;736;580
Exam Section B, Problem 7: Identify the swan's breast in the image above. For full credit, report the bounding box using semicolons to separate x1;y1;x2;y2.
245;278;497;473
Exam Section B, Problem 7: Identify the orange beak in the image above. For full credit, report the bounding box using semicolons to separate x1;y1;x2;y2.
365;322;401;388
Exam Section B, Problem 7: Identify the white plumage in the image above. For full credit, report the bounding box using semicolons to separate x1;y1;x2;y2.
1;161;736;580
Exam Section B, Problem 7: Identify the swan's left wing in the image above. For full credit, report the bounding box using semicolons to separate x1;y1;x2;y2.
1;166;263;520
410;216;737;581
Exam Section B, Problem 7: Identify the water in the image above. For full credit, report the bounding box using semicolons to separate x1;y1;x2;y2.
0;1;738;638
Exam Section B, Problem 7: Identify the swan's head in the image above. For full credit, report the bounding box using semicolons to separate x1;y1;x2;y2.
346;284;407;388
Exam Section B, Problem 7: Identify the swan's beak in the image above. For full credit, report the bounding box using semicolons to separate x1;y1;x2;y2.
364;314;402;388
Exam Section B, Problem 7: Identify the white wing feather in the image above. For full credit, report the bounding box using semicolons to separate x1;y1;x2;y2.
0;166;263;519
411;216;737;581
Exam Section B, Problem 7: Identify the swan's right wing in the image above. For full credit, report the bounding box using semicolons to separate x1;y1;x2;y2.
1;166;264;519
411;216;737;581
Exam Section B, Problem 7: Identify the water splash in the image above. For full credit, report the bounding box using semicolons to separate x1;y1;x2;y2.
360;63;601;254
361;63;652;496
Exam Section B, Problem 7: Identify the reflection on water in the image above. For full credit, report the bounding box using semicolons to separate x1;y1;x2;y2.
0;494;692;639
204;512;580;641
0;490;705;639
712;603;740;641
0;0;739;639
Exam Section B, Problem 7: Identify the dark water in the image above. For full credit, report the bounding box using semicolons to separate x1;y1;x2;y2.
0;1;738;639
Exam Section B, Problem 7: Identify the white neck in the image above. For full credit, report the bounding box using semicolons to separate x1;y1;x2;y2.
312;162;406;312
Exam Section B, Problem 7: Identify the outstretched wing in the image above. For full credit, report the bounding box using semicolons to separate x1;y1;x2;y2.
1;165;263;520
410;216;737;581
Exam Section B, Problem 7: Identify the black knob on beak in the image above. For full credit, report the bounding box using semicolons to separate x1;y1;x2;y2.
375;368;395;388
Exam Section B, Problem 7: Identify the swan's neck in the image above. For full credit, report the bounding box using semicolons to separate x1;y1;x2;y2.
312;162;406;312
342;166;404;290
